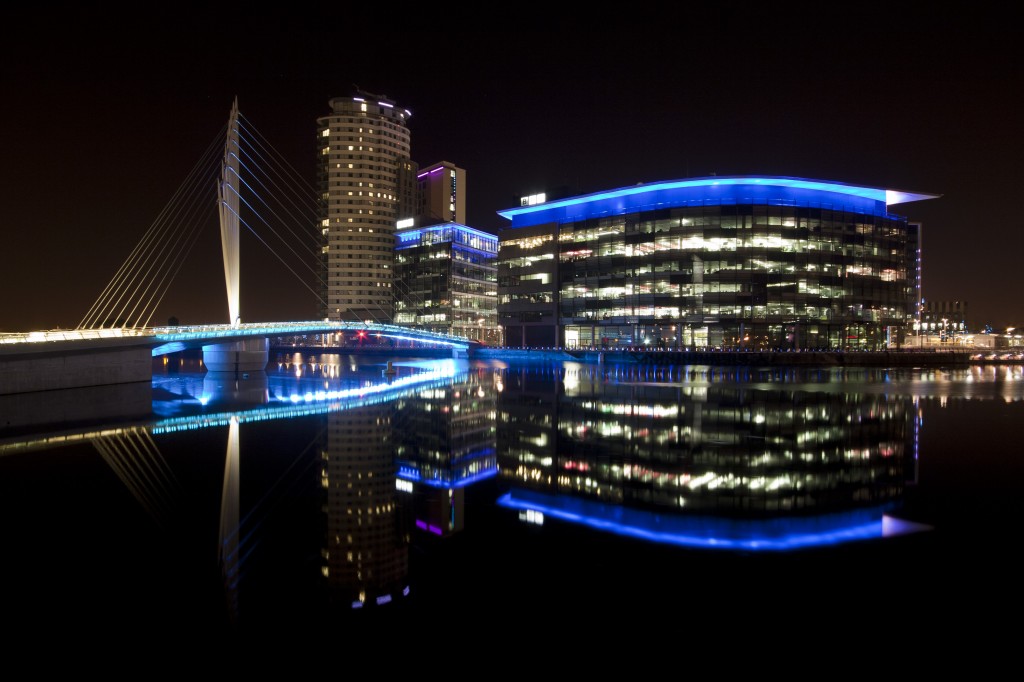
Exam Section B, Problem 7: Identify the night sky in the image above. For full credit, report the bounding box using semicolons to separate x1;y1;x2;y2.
2;6;1020;332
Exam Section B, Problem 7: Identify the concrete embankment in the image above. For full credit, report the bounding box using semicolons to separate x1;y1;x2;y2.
0;337;153;396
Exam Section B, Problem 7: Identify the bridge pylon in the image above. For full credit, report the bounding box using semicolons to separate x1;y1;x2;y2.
204;98;269;373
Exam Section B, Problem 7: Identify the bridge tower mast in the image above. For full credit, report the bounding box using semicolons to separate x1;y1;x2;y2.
219;97;241;326
202;98;269;373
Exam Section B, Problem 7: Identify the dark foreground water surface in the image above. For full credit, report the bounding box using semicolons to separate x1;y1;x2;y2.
2;353;1023;650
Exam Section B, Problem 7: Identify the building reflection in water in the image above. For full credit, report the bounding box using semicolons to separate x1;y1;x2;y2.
393;365;499;537
5;356;1021;630
321;401;410;611
497;362;926;550
185;355;471;620
311;357;499;611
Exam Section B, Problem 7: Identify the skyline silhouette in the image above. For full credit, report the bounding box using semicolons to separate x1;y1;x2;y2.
3;7;1020;331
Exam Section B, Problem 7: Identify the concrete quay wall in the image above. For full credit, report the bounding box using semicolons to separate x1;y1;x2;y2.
0;381;153;436
0;338;153;396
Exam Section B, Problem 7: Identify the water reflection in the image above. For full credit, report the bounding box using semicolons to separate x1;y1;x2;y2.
498;363;921;550
2;357;1024;633
322;399;409;611
394;365;499;534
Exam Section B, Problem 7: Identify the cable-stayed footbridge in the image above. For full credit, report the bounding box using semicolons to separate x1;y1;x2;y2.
0;99;478;395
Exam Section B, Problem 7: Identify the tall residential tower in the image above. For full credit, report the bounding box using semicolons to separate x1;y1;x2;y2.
316;90;413;322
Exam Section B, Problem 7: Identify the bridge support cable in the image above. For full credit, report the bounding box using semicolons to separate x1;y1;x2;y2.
232;114;326;309
78;127;226;330
92;427;183;531
228;179;323;300
81;98;442;333
122;169;224;329
130;189;219;329
221;184;325;307
236;114;321;251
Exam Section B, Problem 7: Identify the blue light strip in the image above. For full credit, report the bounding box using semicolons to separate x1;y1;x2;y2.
150;363;457;435
496;176;939;227
151;341;187;355
396;465;498;489
496;491;904;552
149;320;471;354
395;222;498;247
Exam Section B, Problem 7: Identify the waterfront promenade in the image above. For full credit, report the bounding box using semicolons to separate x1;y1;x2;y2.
472;346;1008;367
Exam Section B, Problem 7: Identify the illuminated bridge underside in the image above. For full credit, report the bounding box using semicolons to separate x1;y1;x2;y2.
0;322;474;395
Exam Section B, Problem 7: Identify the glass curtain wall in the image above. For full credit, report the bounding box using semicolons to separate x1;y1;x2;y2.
558;202;912;351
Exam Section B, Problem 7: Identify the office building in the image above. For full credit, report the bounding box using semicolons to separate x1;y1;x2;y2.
496;176;938;351
920;299;969;341
394;223;500;344
316;90;413;323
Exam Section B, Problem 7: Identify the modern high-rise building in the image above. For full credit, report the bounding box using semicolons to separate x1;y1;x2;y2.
496;175;939;351
316;90;413;323
394;222;500;344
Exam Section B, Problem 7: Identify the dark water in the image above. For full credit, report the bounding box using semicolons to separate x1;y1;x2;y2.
2;354;1023;648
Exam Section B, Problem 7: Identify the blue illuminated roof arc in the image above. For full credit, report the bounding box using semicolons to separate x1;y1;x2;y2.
496;175;940;227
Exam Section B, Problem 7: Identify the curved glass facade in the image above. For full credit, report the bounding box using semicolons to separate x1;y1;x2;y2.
497;177;938;350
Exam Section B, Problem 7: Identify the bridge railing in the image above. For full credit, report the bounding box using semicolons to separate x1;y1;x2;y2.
0;328;156;345
3;320;478;347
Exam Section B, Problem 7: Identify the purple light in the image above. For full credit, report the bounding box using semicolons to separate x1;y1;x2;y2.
416;167;446;179
882;514;933;537
415;519;427;530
